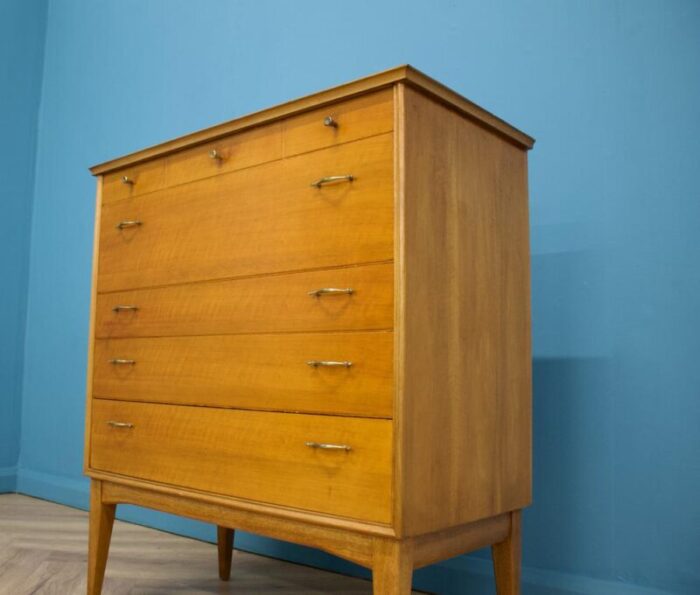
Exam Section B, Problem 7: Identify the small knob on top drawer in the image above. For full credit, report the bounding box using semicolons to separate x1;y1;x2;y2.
323;115;338;128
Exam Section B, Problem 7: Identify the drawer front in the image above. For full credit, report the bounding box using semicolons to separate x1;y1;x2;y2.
90;400;393;523
98;133;393;292
282;89;393;157
102;122;283;204
93;332;393;418
95;262;393;338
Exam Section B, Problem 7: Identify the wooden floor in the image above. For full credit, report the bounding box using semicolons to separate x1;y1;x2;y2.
0;494;425;594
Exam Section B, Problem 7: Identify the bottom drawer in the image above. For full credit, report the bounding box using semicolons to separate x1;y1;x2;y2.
90;400;393;524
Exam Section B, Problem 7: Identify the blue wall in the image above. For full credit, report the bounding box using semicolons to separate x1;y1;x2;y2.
0;0;47;492
9;1;700;594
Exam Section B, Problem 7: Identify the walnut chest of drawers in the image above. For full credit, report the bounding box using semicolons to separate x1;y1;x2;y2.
84;65;534;595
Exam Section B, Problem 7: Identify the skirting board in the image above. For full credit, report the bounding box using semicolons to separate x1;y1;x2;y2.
12;468;678;595
0;466;17;493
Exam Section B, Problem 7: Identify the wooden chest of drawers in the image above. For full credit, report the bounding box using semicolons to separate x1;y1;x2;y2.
84;65;534;594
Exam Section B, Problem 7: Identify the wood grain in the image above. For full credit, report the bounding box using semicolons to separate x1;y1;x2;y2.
396;85;532;536
282;89;393;157
90;400;393;524
102;121;283;204
92;331;393;418
91;470;396;537
94;262;393;338
90;65;532;175
97;133;393;293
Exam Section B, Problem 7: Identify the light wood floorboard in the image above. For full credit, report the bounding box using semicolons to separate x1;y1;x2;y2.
0;494;426;594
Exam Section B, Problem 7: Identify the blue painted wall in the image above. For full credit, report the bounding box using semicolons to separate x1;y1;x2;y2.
0;0;47;493
10;1;700;594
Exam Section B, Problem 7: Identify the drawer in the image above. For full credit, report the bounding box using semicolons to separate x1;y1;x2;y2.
95;262;393;337
282;89;393;157
90;400;393;523
98;133;393;292
93;332;393;418
102;122;283;205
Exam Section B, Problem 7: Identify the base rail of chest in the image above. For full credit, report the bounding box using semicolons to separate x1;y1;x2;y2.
89;476;520;594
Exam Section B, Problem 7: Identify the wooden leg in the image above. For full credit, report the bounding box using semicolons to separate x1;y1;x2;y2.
372;539;413;595
217;526;235;581
87;480;116;595
492;510;522;595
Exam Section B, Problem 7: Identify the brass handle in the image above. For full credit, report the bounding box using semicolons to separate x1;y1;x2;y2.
107;421;134;429
307;360;352;368
310;174;354;188
109;358;136;365
323;115;338;128
308;287;354;297
305;441;351;452
121;176;134;186
116;220;142;230
112;304;138;312
209;149;223;161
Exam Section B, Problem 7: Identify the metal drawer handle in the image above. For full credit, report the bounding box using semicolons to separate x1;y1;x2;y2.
323;115;338;128
116;220;142;230
307;360;352;368
112;304;139;312
209;149;223;162
121;176;134;186
308;287;354;297
310;174;354;188
107;421;134;429
109;358;136;365
305;441;351;452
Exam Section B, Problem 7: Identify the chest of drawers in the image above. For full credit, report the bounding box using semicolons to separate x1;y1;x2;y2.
84;65;534;594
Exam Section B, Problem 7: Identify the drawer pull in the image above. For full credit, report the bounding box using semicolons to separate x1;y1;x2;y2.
305;441;351;452
121;176;134;186
306;360;353;368
308;287;354;297
323;115;338;128
107;421;134;429
209;149;223;162
116;219;142;230
112;304;139;312
310;174;354;188
109;358;136;365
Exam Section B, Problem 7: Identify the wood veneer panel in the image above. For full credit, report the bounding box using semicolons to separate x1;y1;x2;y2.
95;262;393;338
93;331;393;418
91;400;393;524
396;85;532;536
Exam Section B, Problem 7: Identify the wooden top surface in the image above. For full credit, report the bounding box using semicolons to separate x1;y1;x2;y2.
90;65;534;175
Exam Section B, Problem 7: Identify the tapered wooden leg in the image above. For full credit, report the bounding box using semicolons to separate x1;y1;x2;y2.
372;539;413;594
217;526;235;581
87;480;116;595
492;510;522;595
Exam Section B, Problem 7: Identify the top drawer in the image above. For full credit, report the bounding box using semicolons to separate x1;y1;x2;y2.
282;89;393;156
100;89;393;204
102;122;284;204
